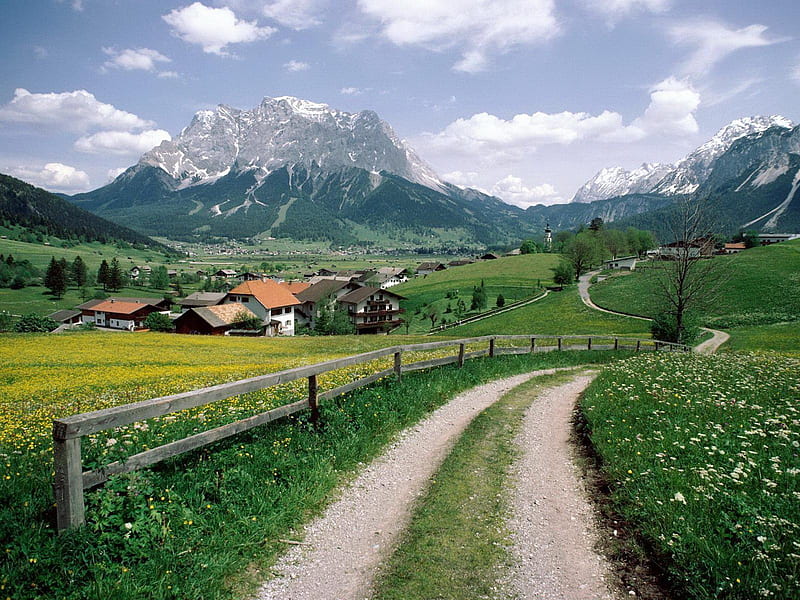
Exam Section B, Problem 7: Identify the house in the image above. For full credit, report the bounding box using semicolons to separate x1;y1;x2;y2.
213;269;238;279
336;286;405;334
76;297;172;312
658;237;715;260
479;253;501;260
417;262;446;276
48;309;82;325
448;260;474;267
240;272;264;281
129;265;152;281
758;233;800;245
723;242;747;254
224;279;301;336
167;269;178;280
294;279;362;329
602;256;637;270
369;267;410;289
178;291;227;311
80;299;165;331
174;303;258;335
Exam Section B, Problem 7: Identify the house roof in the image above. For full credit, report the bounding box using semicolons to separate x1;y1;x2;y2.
603;255;637;262
180;303;257;328
280;281;311;294
296;279;350;303
724;242;747;249
338;286;405;304
48;309;82;322
89;300;151;315
179;291;227;307
228;279;301;308
76;297;168;310
417;262;445;271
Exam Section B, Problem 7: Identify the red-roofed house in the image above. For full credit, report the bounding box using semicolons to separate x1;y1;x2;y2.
80;299;165;331
225;279;301;336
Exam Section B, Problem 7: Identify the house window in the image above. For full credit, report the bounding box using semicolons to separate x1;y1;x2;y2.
284;307;292;314
240;297;249;303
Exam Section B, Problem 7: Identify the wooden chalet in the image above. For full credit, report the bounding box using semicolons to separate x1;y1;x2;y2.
417;262;446;276
79;299;164;331
225;280;301;336
336;286;405;334
294;279;361;329
173;303;257;335
178;291;227;311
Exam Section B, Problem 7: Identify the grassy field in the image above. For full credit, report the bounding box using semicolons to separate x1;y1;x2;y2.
0;329;614;600
721;321;800;355
392;254;560;333
373;371;578;600
581;352;800;600
590;241;800;327
436;286;652;337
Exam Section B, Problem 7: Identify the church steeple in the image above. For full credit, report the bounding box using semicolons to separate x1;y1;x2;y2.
544;223;552;251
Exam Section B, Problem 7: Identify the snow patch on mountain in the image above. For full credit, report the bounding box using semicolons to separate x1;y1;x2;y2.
571;163;673;203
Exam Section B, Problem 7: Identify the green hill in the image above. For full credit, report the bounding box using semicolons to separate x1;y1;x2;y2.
590;240;800;327
0;173;169;251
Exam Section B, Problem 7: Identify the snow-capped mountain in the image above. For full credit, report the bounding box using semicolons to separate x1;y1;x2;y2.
138;96;443;191
571;163;674;204
571;115;794;202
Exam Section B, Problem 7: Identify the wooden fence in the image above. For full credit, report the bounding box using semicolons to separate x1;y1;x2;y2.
52;334;688;531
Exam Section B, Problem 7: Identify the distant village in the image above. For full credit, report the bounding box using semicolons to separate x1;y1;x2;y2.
47;254;504;336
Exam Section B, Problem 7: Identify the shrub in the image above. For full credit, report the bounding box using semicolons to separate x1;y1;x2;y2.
143;312;174;332
14;314;58;333
650;311;700;345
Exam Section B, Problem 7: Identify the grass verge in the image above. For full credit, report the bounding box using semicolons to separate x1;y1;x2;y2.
580;352;800;600
372;371;578;600
1;350;627;600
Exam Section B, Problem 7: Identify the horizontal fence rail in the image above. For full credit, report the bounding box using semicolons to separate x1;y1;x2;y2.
52;334;688;531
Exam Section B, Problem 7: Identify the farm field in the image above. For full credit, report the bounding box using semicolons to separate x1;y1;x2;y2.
589;240;800;327
721;321;800;354
393;253;560;333
0;329;618;600
436;286;652;337
581;352;800;600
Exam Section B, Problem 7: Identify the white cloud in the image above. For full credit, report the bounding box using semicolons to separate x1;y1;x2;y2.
284;60;310;72
669;20;788;76
356;0;559;73
157;70;180;79
262;0;325;30
490;175;562;207
340;86;363;95
74;130;172;156
0;88;153;132
702;77;763;108
420;76;700;159
33;46;48;59
585;0;669;23
9;162;90;192
107;167;128;182
442;170;480;187
102;47;171;72
163;2;275;55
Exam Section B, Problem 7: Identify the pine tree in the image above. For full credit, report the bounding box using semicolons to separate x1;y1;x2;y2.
70;256;88;288
44;256;67;299
97;259;110;291
107;258;124;292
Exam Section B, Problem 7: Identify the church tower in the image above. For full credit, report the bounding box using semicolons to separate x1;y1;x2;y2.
544;223;552;252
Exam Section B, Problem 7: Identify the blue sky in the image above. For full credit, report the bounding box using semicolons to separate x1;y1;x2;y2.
1;0;798;206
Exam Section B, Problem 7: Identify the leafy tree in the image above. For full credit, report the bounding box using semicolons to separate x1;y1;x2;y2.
44;256;67;298
107;258;124;292
0;311;13;332
565;232;603;279
588;217;604;232
143;312;174;332
496;293;505;307
519;239;539;254
551;261;573;286
14;313;58;333
626;228;656;258
426;305;439;328
97;259;110;290
455;298;467;319
602;228;628;259
70;256;88;288
470;281;487;311
149;265;170;290
650;311;700;345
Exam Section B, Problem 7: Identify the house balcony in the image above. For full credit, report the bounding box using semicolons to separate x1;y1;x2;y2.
356;308;405;318
355;319;403;331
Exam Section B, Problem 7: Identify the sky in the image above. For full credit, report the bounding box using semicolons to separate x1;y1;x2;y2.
1;0;799;207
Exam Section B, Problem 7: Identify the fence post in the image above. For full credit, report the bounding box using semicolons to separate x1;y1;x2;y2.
394;351;402;381
308;375;319;429
53;424;85;532
458;343;465;367
530;337;536;353
636;339;641;352
614;338;619;351
489;337;495;358
557;337;562;351
654;342;660;352
587;337;592;350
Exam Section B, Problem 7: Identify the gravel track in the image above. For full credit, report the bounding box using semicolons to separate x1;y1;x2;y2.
256;369;563;600
506;373;622;600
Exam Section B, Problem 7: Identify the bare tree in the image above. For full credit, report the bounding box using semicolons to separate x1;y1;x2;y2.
648;197;727;343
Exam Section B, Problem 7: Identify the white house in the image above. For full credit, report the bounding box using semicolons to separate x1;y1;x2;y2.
602;256;637;270
224;279;301;336
336;286;405;334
